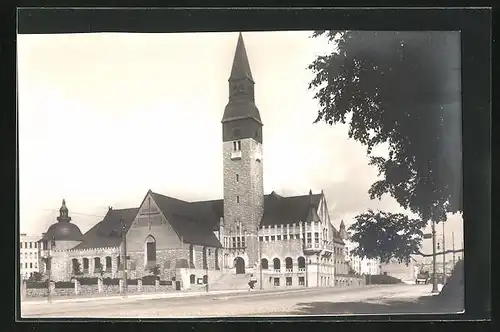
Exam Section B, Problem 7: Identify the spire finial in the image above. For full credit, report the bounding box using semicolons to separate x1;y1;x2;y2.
57;198;71;222
229;32;254;82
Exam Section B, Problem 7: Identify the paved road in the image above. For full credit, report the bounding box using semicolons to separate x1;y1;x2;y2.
21;284;462;318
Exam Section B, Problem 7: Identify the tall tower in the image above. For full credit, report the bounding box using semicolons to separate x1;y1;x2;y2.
222;33;264;268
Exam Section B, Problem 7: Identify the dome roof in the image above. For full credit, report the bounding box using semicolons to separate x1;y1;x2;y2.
45;222;84;241
43;198;83;241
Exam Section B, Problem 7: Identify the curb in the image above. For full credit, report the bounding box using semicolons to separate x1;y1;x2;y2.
21;289;247;305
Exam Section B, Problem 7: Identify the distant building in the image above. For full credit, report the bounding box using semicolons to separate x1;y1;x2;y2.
37;33;350;289
19;233;42;279
339;221;380;276
379;257;419;284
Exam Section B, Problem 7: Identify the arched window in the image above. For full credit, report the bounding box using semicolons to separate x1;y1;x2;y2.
145;235;156;263
298;256;306;269
105;256;112;272
71;258;79;275
261;258;269;270
190;274;196;284
82;258;89;273
273;258;281;271
285;257;293;271
94;257;101;272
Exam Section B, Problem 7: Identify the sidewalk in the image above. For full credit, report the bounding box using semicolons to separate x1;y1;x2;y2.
21;284;379;306
21;288;247;305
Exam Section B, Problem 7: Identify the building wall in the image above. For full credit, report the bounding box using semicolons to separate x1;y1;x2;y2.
20;234;42;279
222;138;264;267
380;259;418;283
125;193;181;253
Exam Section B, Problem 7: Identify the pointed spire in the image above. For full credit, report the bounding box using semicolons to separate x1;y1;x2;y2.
340;219;345;228
57;198;71;222
229;32;254;82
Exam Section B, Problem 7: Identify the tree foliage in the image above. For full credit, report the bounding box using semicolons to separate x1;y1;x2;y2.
348;210;427;264
308;31;462;223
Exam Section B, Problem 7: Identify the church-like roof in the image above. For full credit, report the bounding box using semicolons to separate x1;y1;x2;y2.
70;189;343;250
149;192;223;248
71;207;139;250
261;191;322;226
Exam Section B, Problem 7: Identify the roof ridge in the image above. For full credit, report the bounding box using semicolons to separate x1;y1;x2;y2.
150;191;190;204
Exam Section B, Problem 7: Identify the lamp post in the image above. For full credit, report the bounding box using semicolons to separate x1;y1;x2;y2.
452;232;456;267
442;222;447;284
46;236;55;304
257;226;263;290
431;220;439;293
120;218;128;297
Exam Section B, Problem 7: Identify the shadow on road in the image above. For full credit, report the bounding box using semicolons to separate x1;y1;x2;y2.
290;295;464;315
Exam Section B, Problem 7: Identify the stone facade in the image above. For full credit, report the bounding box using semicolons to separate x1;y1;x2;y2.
222;138;264;268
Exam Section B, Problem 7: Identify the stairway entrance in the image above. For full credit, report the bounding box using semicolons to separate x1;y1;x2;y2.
234;257;245;274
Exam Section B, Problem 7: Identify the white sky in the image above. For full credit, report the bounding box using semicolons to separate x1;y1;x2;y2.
17;31;463;257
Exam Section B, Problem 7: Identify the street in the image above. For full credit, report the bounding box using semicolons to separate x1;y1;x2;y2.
21;284;463;318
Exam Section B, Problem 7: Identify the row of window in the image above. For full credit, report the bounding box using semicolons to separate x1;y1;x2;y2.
269;276;305;286
20;241;37;249
259;234;301;242
261;257;306;270
21;262;37;269
21;252;38;259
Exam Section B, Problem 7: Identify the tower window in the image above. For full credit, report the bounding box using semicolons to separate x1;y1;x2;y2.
236;174;239;182
232;140;241;152
237;196;240;203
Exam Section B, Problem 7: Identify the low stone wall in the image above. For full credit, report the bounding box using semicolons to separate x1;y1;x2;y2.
24;279;175;298
335;275;366;287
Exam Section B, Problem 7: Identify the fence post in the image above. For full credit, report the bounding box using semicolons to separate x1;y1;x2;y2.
74;279;80;295
98;278;103;293
155;279;160;291
119;279;124;294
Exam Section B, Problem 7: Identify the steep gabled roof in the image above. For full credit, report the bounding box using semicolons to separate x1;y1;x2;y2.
71;207;139;250
150;191;222;248
261;191;322;226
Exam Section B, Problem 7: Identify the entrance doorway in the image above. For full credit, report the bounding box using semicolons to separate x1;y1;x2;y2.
234;257;245;274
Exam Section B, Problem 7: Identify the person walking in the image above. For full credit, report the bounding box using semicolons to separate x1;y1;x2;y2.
248;274;257;291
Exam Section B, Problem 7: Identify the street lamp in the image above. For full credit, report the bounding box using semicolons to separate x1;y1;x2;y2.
46;236;56;304
257;226;263;290
119;218;128;297
431;220;439;293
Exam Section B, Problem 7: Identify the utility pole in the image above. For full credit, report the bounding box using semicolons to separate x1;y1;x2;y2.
120;219;128;297
257;227;263;290
431;220;438;293
452;232;456;267
46;236;55;304
442;222;446;284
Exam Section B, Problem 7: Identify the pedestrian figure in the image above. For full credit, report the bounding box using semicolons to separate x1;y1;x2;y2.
248;274;257;291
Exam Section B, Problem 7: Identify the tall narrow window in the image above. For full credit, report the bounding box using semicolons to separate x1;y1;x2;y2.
233;141;237;151
242;236;246;248
236;174;239;182
237;140;241;151
236;196;240;203
146;236;156;263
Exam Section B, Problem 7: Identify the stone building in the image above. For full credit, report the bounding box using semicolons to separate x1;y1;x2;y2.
19;233;42;279
38;33;348;289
